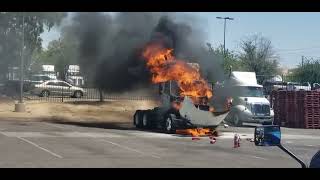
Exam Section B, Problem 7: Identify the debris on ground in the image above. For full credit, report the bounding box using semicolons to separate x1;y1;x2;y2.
246;138;254;142
209;136;217;144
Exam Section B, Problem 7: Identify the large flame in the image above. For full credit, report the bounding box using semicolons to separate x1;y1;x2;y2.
142;43;213;99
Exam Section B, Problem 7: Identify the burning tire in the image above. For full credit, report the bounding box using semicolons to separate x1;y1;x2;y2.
142;110;151;129
163;114;176;134
133;110;143;128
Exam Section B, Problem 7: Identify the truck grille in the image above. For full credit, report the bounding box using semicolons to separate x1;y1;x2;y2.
252;104;270;116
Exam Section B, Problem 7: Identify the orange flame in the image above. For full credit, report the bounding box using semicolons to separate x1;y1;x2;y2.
143;43;213;99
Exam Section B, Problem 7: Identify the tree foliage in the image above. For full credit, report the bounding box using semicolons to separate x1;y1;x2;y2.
31;36;78;78
212;45;243;73
238;35;280;83
0;12;66;79
290;59;320;84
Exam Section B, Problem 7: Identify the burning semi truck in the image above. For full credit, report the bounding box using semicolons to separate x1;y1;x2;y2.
133;43;230;133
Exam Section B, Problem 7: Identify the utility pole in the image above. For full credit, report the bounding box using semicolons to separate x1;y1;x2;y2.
216;16;234;56
15;12;26;112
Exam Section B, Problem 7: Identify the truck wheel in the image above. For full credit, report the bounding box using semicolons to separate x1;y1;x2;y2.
233;113;243;127
74;91;83;98
163;115;175;134
133;110;143;128
41;90;50;97
142;111;150;129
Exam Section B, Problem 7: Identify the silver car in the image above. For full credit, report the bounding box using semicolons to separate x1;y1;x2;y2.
30;80;86;98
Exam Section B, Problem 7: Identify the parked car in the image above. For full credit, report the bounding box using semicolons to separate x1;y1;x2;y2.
292;82;311;90
263;81;287;95
312;83;320;91
30;80;86;98
28;74;56;84
272;82;311;91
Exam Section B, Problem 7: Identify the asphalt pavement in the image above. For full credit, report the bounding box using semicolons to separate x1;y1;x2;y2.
0;119;319;168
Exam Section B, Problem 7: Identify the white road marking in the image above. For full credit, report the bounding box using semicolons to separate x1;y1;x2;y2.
0;131;125;138
17;137;63;159
93;137;161;159
1;132;56;137
42;123;161;158
250;156;267;160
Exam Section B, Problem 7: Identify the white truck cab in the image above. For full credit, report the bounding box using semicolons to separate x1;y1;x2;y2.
225;71;274;126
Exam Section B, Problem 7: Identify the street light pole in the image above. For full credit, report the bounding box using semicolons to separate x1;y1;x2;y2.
20;12;25;104
216;16;234;56
15;12;26;112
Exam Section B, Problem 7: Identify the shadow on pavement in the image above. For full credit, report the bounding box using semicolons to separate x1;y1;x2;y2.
64;101;113;106
45;118;135;130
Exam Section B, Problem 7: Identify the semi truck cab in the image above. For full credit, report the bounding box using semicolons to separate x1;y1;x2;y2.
224;71;274;126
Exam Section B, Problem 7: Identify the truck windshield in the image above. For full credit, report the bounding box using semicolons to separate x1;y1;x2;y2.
235;86;264;97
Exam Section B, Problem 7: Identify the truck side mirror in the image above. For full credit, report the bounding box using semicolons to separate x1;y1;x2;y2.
310;150;320;168
254;125;281;146
244;98;248;102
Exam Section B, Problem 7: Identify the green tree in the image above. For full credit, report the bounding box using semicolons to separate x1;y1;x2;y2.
238;35;280;83
212;45;243;73
289;58;320;84
31;37;78;79
0;12;66;80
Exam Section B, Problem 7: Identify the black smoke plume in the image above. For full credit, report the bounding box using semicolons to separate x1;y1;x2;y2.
63;12;225;93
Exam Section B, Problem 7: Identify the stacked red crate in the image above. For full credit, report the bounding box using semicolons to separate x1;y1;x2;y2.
273;90;320;129
286;91;298;128
271;91;280;125
276;90;287;126
296;91;306;128
304;91;320;129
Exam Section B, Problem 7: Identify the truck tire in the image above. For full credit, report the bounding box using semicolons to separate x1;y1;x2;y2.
73;91;83;98
233;113;243;127
163;114;176;134
142;110;151;129
133;110;143;128
41;90;50;97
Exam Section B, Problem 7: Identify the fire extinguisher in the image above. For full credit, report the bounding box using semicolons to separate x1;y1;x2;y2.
234;133;241;148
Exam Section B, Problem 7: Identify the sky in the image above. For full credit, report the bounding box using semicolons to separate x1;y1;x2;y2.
40;12;320;69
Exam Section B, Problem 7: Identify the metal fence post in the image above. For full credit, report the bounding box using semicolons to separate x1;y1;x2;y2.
62;86;64;102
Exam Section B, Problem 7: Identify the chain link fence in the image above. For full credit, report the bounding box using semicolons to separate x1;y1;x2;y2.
2;66;317;103
1;65;160;103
